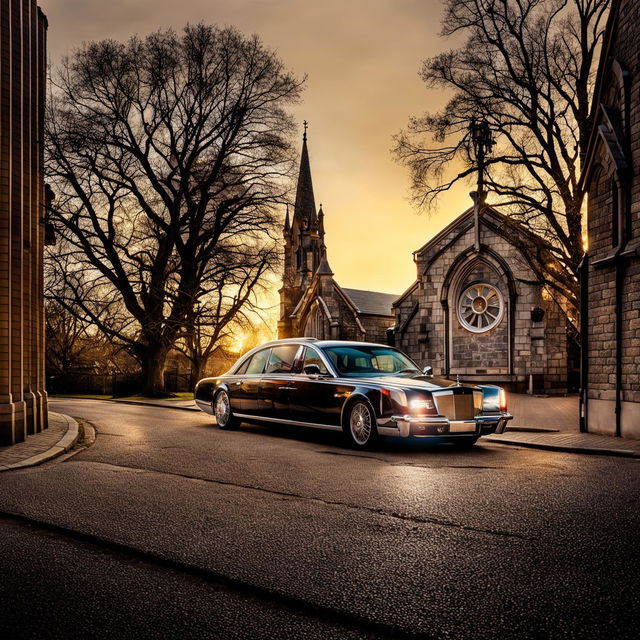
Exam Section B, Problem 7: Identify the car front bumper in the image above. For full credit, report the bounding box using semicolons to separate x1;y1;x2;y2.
377;413;513;438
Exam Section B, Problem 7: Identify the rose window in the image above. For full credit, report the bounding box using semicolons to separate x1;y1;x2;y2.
457;283;504;333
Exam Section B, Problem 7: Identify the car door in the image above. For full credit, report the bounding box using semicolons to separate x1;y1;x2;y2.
259;344;302;420
233;348;271;415
289;346;345;427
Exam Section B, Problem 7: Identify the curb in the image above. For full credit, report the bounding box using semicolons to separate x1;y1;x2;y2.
505;426;560;433
484;435;640;459
110;400;199;412
0;414;80;471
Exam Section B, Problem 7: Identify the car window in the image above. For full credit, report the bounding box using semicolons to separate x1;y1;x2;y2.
322;345;420;378
245;349;271;374
372;354;396;372
302;347;329;374
265;345;299;374
235;358;250;375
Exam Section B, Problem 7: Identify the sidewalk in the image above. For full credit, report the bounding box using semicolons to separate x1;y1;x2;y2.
0;413;79;471
485;430;640;458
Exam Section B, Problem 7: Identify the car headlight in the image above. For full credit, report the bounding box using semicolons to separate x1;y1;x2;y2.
409;398;434;412
407;396;435;415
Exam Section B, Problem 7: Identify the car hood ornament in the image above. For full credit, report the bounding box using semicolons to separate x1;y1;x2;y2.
456;374;460;385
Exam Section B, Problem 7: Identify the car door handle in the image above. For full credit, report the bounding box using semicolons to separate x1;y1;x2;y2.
280;386;296;391
234;381;242;386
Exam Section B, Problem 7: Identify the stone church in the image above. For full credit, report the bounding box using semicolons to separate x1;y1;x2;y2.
278;131;397;343
279;132;576;394
579;0;640;438
392;206;576;394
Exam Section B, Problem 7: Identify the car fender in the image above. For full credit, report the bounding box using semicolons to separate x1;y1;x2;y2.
195;377;227;415
340;389;380;427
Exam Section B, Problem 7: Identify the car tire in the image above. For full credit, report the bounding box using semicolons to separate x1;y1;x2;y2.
344;400;379;449
213;390;239;430
451;436;479;449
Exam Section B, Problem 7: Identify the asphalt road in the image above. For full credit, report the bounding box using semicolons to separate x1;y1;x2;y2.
1;399;638;639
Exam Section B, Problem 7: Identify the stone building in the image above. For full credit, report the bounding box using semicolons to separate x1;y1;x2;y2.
278;131;396;342
278;132;575;395
393;205;576;394
579;0;640;438
0;0;48;445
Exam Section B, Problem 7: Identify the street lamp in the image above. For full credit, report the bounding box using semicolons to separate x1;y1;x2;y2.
469;117;495;251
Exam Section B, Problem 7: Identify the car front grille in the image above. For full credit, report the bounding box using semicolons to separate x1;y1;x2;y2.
433;390;482;420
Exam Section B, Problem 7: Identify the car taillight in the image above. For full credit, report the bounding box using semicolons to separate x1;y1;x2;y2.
499;388;507;412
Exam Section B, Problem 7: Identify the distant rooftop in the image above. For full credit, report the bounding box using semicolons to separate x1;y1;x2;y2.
341;288;397;316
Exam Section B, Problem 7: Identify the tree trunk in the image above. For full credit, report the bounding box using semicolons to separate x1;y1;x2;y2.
189;358;205;391
140;344;170;397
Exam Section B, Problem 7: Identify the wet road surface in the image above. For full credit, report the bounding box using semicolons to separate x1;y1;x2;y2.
0;399;638;638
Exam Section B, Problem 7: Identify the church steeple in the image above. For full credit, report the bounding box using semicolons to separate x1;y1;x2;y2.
279;123;327;339
283;205;290;233
293;121;317;226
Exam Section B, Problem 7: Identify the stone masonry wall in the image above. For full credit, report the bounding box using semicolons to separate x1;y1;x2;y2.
395;211;569;392
587;0;640;400
585;0;640;436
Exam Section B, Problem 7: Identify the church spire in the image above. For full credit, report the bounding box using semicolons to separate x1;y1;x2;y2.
283;205;290;233
293;122;317;226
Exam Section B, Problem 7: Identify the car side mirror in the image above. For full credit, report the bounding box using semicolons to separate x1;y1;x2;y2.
422;365;433;377
304;364;322;376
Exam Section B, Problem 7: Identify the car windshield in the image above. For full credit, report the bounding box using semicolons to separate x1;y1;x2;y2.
321;345;421;378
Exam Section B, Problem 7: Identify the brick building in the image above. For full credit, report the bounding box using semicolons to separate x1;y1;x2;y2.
393;205;576;394
0;0;48;444
580;0;640;439
278;131;396;342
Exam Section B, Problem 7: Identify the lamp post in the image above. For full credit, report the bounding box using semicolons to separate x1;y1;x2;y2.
469;118;495;252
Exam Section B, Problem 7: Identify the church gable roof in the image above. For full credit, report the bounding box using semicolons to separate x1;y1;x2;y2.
340;288;397;316
414;205;487;257
413;204;545;261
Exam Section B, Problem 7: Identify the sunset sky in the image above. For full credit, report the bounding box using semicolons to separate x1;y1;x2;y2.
42;0;472;297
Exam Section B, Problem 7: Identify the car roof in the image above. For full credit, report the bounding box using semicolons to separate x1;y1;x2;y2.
258;338;391;349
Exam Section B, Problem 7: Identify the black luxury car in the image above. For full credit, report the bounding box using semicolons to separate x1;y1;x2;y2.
195;338;512;449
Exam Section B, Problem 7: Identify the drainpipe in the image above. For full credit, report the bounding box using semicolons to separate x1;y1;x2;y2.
615;259;624;437
443;301;450;378
578;254;589;433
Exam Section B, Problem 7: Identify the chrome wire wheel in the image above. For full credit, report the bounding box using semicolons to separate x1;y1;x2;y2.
349;402;373;446
214;391;231;428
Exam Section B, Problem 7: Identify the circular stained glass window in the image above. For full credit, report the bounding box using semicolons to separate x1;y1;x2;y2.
457;282;504;333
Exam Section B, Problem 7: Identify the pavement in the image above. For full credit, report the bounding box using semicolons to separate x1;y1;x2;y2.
0;413;79;471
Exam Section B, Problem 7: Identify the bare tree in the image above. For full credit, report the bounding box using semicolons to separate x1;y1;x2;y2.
45;301;95;377
176;247;276;388
46;23;303;395
394;0;610;303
